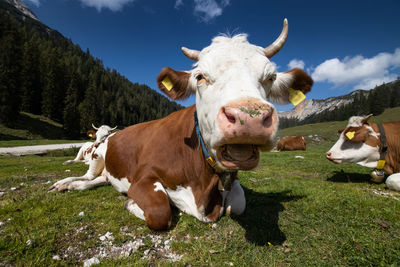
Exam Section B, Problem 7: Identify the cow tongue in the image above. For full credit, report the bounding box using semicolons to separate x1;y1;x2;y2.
225;144;255;161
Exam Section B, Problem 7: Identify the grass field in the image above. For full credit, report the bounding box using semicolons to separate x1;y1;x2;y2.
1;144;399;266
1;107;400;266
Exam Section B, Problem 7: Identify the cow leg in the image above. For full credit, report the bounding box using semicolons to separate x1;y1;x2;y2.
63;143;89;165
61;175;109;191
385;173;400;191
225;179;246;215
124;199;145;220
126;179;172;231
48;157;104;192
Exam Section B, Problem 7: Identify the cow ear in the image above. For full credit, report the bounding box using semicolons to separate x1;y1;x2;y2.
344;127;368;143
352;129;369;143
157;67;194;100
87;130;96;139
267;68;313;104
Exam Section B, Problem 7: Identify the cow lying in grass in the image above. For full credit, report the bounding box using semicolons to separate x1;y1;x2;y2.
63;124;117;165
276;136;306;151
49;19;314;230
326;114;400;191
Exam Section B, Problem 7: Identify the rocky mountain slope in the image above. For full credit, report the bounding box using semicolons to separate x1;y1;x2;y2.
278;89;370;121
3;0;38;21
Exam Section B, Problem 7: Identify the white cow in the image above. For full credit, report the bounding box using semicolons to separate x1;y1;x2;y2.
62;124;117;165
326;115;400;191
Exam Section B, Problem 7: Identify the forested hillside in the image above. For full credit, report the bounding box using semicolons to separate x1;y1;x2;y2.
0;1;183;139
279;79;400;129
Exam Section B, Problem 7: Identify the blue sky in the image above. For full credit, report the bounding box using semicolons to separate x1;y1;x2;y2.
23;0;400;111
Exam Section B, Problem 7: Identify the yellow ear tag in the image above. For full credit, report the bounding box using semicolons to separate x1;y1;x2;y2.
162;76;173;91
346;131;355;140
289;88;306;106
88;133;93;137
377;160;386;169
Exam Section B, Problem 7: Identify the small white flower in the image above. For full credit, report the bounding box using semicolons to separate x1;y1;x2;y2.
83;257;100;267
52;255;61;261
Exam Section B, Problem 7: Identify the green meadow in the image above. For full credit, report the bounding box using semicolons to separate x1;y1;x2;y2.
0;108;399;266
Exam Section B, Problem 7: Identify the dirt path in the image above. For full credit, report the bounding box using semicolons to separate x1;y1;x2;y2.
0;143;85;156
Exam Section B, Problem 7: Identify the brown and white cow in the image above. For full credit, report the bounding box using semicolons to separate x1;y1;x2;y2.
276;136;306;151
62;124;117;165
49;19;314;230
326;114;400;191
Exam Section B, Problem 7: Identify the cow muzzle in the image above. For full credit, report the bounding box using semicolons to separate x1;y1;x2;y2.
216;99;277;170
326;152;341;163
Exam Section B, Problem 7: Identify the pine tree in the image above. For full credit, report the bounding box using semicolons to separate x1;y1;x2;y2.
368;90;385;116
21;38;42;114
0;15;22;124
41;49;66;121
79;70;103;131
63;72;81;138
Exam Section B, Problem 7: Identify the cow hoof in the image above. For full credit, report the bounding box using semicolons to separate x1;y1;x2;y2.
47;186;57;193
225;206;231;215
47;182;69;192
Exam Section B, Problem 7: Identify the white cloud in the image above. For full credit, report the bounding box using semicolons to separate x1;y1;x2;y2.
24;0;41;6
354;75;398;90
312;48;400;90
288;59;305;70
175;0;184;9
194;0;230;22
78;0;134;12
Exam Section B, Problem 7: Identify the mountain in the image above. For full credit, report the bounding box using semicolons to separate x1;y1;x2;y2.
278;89;370;121
3;0;38;21
278;79;400;129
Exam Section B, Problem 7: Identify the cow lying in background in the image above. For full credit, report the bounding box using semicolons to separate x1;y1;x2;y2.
326;114;400;191
63;124;117;165
276;136;306;151
49;19;314;230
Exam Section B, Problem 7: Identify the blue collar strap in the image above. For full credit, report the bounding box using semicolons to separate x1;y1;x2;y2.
194;111;217;169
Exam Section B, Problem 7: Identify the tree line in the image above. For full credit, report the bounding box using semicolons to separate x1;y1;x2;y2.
279;79;400;129
0;6;183;139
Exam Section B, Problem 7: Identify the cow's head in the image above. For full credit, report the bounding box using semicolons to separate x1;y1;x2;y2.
157;19;313;171
92;124;118;143
326;114;381;168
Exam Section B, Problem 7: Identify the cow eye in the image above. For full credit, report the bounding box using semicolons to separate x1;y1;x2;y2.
266;73;276;82
196;74;204;81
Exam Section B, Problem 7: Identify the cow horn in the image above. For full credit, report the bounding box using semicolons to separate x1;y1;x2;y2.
92;123;99;130
181;47;200;61
362;114;373;124
111;126;117;131
264;18;289;58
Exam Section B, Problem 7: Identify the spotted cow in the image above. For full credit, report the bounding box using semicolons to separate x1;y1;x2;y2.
63;124;117;165
326;114;400;191
49;19;314;230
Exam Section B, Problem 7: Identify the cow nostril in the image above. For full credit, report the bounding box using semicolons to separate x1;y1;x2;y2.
223;108;236;124
262;113;272;127
326;152;331;158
